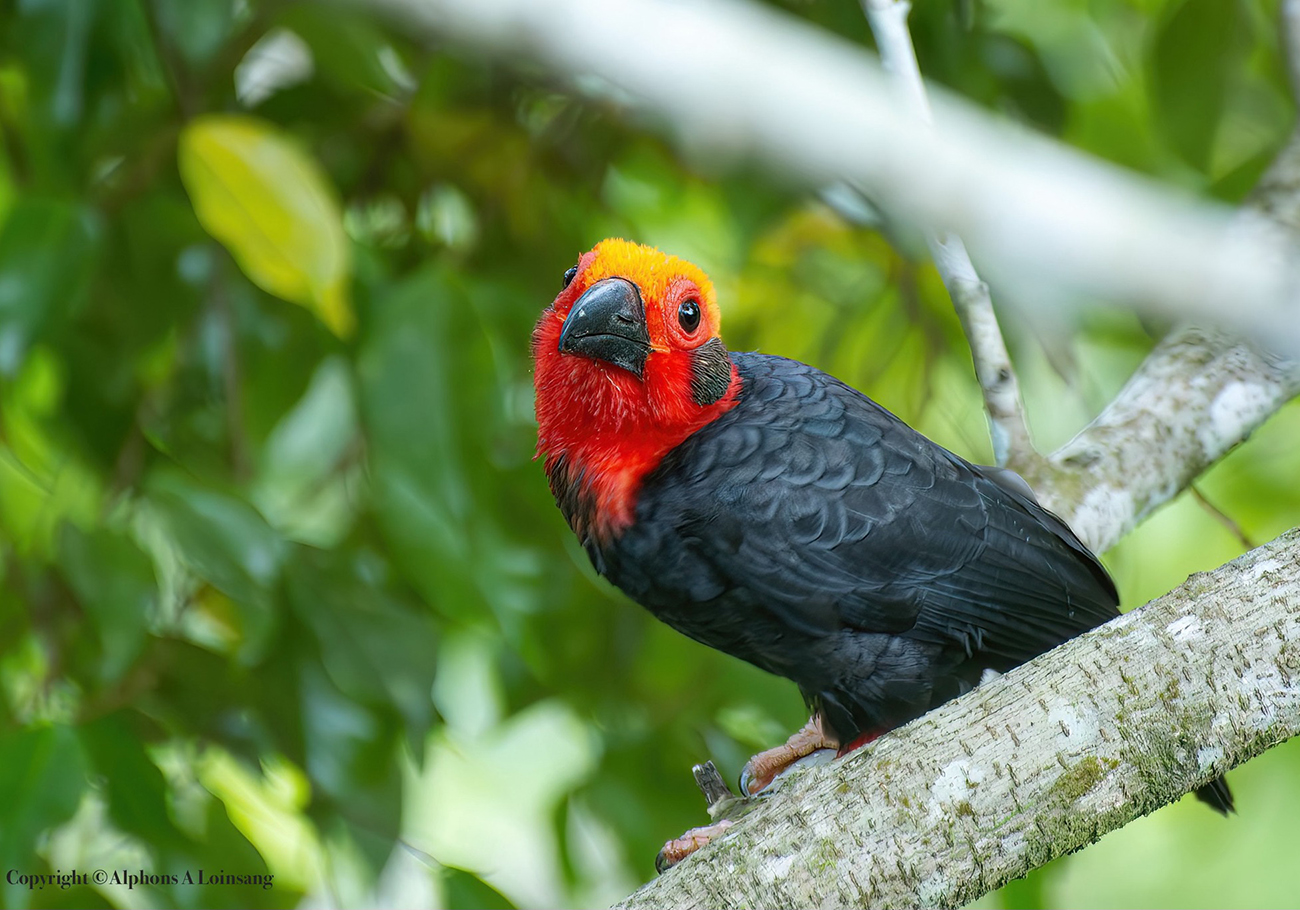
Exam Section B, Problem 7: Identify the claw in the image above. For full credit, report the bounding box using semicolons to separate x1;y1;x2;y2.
657;715;865;872
655;819;734;873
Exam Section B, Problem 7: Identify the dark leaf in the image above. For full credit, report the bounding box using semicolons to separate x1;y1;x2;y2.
59;525;156;682
1150;0;1242;171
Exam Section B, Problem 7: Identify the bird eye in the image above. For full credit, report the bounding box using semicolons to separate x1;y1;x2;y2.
562;266;578;289
678;299;701;333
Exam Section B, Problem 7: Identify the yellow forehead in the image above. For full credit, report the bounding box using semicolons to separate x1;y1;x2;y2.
585;238;718;318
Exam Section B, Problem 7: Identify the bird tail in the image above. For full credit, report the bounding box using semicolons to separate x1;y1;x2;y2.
1194;776;1235;815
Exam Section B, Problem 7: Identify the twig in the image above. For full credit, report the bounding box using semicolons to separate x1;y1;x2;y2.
860;0;1034;469
691;761;737;811
1190;485;1256;550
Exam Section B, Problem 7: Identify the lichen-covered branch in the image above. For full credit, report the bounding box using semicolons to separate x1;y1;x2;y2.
861;0;1035;470
616;528;1300;910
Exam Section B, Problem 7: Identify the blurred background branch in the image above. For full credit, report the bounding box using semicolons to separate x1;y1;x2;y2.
367;0;1300;350
371;0;1300;553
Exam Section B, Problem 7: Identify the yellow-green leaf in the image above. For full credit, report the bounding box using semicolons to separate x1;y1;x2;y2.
178;114;354;336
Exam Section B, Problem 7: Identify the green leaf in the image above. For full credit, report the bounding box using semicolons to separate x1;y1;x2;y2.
279;6;409;98
298;661;403;844
151;0;234;68
0;726;88;906
178;114;353;336
78;715;176;845
443;866;515;910
59;525;157;683
252;355;360;546
358;268;479;614
1150;0;1241;172
0;199;101;376
286;551;437;743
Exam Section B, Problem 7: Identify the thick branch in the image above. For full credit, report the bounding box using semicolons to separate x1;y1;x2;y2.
862;0;1035;470
617;529;1300;909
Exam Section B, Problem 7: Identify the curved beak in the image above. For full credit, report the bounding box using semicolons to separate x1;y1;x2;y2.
557;277;651;378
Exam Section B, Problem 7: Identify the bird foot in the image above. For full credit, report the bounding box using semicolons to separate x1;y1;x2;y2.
654;723;853;873
739;714;840;796
655;819;734;872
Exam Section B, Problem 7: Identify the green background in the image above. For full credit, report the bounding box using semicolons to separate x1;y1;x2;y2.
0;0;1298;906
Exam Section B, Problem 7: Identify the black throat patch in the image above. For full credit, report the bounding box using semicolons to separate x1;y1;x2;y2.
544;452;607;571
690;338;733;406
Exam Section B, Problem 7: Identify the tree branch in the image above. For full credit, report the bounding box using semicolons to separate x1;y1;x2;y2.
616;528;1300;909
370;0;1300;553
861;0;1035;470
851;0;1300;552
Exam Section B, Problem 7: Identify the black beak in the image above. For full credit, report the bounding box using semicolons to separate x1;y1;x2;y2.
557;277;651;378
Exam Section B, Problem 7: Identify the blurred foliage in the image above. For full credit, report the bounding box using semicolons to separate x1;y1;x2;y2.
0;0;1297;907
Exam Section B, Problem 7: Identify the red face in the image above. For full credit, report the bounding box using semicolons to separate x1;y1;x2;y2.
532;239;739;534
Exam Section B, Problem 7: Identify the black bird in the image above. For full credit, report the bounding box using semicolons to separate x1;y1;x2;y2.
532;240;1232;864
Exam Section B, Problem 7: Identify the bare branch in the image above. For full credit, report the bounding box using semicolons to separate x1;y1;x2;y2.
616;528;1300;909
861;0;1034;469
1190;486;1256;550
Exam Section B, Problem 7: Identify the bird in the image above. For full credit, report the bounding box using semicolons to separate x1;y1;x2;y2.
531;238;1232;867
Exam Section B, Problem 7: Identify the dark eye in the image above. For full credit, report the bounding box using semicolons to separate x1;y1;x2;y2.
562;266;578;289
678;298;701;333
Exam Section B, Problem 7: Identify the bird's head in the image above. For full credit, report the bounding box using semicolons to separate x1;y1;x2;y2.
532;239;740;533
